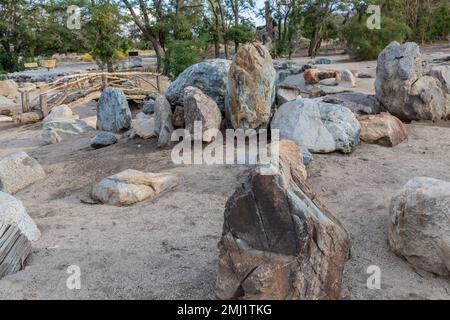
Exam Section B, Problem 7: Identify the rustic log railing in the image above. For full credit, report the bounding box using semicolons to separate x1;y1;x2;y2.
27;72;161;116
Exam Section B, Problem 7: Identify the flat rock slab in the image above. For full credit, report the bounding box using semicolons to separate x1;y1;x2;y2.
91;169;180;206
42;119;95;144
0;152;46;194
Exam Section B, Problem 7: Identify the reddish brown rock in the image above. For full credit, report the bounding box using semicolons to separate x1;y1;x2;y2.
358;112;408;147
215;145;350;300
304;69;337;84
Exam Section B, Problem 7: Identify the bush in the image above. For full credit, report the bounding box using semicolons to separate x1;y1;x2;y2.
430;4;450;40
163;38;206;79
0;50;24;73
114;50;128;61
82;53;94;62
342;15;411;60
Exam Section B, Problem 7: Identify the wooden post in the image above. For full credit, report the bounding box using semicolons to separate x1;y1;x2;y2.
102;73;108;89
156;75;161;93
25;92;30;112
20;91;26;113
40;93;49;117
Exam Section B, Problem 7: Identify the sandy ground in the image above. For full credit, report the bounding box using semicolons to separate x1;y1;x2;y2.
1;46;450;300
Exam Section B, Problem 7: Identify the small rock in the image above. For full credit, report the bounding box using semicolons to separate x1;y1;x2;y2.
277;87;301;105
43;105;79;123
314;58;332;65
0;152;46;194
131;116;156;139
359;112;408;147
336;69;356;88
90;131;118;149
143;99;155;114
91;169;179;206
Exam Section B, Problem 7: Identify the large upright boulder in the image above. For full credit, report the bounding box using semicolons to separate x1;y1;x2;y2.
271;99;361;153
215;145;350;300
97;88;132;132
227;43;276;129
154;94;174;147
184;86;222;142
165;59;231;111
375;41;449;121
0;152;46;194
0;191;41;280
389;178;450;276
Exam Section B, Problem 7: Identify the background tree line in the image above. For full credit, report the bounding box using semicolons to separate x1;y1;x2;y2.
0;0;449;77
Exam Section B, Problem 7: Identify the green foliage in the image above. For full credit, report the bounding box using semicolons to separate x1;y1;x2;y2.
0;50;24;73
226;23;255;46
342;14;411;60
85;1;127;71
163;38;207;79
430;4;450;40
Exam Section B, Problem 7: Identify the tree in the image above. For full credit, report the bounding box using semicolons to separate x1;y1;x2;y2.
84;1;128;72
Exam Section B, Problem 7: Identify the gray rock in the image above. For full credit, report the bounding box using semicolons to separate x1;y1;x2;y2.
143;99;155;114
426;65;450;94
130;56;144;68
42;119;95;144
314;58;331;65
300;144;313;165
184;87;222;142
389;178;450;276
0;191;41;241
357;72;373;78
276;87;301;106
320;92;383;115
271;99;361;153
43;104;79;123
90;131;118;149
165;59;231;111
0;152;46;195
375;41;449;121
97;88;132;132
154;95;174;147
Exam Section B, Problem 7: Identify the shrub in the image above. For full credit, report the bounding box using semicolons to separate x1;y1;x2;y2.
342;15;411;60
163;38;206;79
430;4;450;40
0;50;24;73
82;53;94;62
